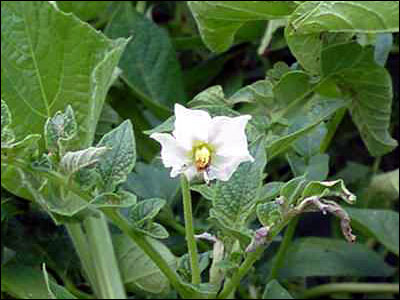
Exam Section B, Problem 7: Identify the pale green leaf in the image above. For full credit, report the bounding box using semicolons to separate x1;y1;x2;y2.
91;191;137;209
60;146;108;174
287;153;330;181
301;179;357;204
188;1;297;52
57;1;110;21
114;234;177;294
97;120;136;191
42;264;77;299
286;1;399;72
347;208;399;256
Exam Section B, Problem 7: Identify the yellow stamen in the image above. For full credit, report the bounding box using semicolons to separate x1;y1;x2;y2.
195;145;211;171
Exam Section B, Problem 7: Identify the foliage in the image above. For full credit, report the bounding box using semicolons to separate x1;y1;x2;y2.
1;1;399;299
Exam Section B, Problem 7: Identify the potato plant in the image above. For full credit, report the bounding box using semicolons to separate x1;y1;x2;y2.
1;1;399;299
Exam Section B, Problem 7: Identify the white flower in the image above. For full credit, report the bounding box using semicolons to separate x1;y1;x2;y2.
151;104;254;183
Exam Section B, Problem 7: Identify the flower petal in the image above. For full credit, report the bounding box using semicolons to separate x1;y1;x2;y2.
173;104;212;150
209;115;253;157
150;133;189;177
209;154;254;181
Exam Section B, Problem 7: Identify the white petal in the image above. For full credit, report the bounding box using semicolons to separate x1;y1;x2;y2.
150;133;189;177
210;154;254;181
173;104;212;150
209;115;253;157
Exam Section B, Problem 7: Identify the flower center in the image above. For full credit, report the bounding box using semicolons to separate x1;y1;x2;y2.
194;145;212;171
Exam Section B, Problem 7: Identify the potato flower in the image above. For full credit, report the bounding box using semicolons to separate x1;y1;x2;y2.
151;104;254;183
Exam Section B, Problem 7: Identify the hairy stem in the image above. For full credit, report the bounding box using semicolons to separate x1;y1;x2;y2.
103;209;191;298
303;283;399;299
268;217;299;281
83;215;126;299
181;175;202;285
65;223;100;297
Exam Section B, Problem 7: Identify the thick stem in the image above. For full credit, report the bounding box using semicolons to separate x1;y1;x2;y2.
267;217;299;281
103;209;190;298
180;175;202;285
83;214;126;299
303;283;399;299
65;223;100;297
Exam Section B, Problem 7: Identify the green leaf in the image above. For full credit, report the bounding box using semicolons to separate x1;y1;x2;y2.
138;222;169;240
258;182;285;202
91;191;137;209
267;96;348;159
188;1;297;53
286;1;399;72
1;261;72;299
44;106;77;155
301;179;357;204
293;123;328;158
263;280;293;299
280;238;395;278
321;42;398;156
113;234;177;294
273;71;312;107
124;161;180;202
257;201;283;228
1;99;15;146
368;169;399;201
347;208;399;256
60;146;108;174
56;1;111;21
213;137;267;225
1;198;21;223
42;264;77;299
1;1;127;149
105;2;186;118
229;80;274;105
129;198;166;226
287;153;330;181
97;120;136;191
280;176;308;204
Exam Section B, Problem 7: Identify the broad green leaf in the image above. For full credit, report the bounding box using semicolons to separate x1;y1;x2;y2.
347;208;399;256
113;234;177;294
280;238;395;278
321;42;398;156
257;201;283;228
263;280;293;299
258;182;285;202
293;123;328;158
287;153;330;181
280;176;308;204
137;222;169;240
188;1;297;52
60;147;108;174
286;1;399;72
1;1;127;149
44;106;77;155
267;96;348;159
57;1;110;21
105;2;186;118
229;80;274;105
1;1;127;199
1;261;66;299
124;161;180;202
97;120;136;191
129;198;167;226
273;71;312;107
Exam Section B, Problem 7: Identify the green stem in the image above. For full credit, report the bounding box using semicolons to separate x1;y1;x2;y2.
65;223;100;297
218;248;264;299
320;107;347;153
268;217;299;281
181;175;202;285
104;209;190;298
83;215;126;299
303;283;399;299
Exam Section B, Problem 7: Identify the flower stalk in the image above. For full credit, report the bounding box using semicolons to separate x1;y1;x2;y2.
181;174;202;285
